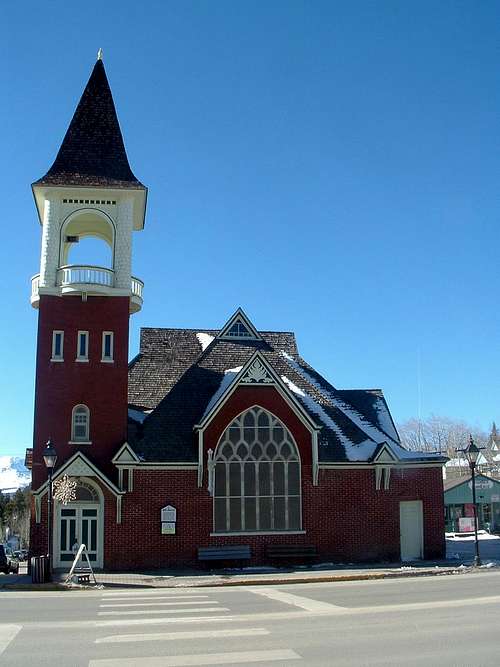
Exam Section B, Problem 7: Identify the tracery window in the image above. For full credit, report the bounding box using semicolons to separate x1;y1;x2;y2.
214;407;301;533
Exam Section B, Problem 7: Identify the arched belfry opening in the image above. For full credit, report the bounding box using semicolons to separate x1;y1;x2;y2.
60;209;115;269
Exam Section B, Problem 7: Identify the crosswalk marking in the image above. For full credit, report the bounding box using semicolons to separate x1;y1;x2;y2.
248;587;345;612
101;590;200;597
102;595;208;602
99;601;216;608
0;625;22;657
98;607;228;616
97;614;235;628
89;648;301;666
95;627;270;644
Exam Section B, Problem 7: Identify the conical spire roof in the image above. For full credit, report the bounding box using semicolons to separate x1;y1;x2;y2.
33;59;145;190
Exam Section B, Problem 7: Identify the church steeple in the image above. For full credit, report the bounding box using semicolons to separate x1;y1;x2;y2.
33;58;145;191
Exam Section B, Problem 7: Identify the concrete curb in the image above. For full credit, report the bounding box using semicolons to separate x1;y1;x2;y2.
2;563;493;592
151;567;472;588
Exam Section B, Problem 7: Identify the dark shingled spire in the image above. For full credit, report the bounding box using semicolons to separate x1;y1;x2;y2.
33;59;145;189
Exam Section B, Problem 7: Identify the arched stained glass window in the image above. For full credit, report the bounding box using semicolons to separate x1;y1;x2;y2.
214;407;301;533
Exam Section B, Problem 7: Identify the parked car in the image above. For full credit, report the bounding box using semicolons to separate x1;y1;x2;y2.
0;545;19;574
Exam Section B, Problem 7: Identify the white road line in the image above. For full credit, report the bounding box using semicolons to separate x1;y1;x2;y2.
95;627;270;644
0;624;22;657
247;587;345;612
102;595;209;602
101;590;205;597
98;606;228;616
96;614;238;628
88;649;301;666
99;601;216;608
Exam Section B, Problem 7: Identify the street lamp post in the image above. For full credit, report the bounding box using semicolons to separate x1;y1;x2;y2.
458;435;483;567
43;439;57;579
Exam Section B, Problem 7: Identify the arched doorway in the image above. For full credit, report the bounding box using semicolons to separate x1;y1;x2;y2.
53;478;104;569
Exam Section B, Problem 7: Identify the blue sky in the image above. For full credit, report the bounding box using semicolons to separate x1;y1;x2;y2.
1;1;498;459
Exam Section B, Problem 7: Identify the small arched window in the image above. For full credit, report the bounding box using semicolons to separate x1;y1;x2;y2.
214;407;301;533
71;405;90;442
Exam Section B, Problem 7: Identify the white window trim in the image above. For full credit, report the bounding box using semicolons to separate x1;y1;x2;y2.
71;404;90;443
51;330;64;362
101;331;114;363
76;331;89;361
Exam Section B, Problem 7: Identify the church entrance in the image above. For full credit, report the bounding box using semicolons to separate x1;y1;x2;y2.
53;479;103;569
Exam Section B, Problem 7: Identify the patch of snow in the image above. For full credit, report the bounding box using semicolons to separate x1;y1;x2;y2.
446;531;500;541
281;352;395;445
196;332;215;352
281;375;376;461
0;456;31;493
372;397;399;441
128;408;150;424
201;366;243;419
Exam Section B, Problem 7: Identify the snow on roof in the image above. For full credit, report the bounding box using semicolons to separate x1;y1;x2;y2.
128;407;150;424
371;396;399;441
196;332;215;352
281;352;396;445
281;375;376;461
201;366;243;420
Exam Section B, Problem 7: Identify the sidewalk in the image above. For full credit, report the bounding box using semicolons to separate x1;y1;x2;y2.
2;540;499;591
51;558;498;589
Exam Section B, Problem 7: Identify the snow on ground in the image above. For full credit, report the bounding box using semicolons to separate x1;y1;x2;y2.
446;531;500;541
281;375;375;461
196;332;215;352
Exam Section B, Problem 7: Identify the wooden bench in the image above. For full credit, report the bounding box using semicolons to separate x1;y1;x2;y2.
266;545;317;560
197;545;251;562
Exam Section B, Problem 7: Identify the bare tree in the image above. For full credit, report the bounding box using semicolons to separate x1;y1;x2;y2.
398;415;487;455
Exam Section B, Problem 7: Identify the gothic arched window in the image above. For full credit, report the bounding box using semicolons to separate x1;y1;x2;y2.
214;407;301;533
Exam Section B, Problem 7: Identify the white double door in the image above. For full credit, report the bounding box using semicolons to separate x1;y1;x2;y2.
55;504;102;568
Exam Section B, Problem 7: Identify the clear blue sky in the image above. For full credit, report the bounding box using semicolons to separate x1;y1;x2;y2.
1;1;498;459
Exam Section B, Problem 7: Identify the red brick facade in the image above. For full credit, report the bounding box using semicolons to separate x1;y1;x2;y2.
31;370;445;568
32;294;129;489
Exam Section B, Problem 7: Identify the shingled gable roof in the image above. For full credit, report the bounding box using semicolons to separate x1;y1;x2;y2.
33;58;146;191
127;323;445;465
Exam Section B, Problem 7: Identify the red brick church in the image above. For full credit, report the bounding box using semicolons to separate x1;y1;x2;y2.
27;56;446;570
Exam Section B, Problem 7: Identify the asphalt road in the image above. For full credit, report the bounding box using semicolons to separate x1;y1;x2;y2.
1;570;500;666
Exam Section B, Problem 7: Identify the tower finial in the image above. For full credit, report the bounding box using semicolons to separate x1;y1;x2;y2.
97;48;103;61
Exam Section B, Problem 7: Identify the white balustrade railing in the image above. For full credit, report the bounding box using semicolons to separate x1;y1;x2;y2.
131;277;144;300
58;265;114;287
31;267;143;302
31;274;40;297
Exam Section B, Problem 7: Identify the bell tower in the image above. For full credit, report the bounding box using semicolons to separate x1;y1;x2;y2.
30;54;147;489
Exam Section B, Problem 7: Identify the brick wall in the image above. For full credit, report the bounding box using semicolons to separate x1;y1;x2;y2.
32;294;130;489
100;465;444;569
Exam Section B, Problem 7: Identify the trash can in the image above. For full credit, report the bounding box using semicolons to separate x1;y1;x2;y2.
31;556;48;583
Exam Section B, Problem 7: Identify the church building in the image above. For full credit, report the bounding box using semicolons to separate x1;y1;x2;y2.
27;56;446;570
